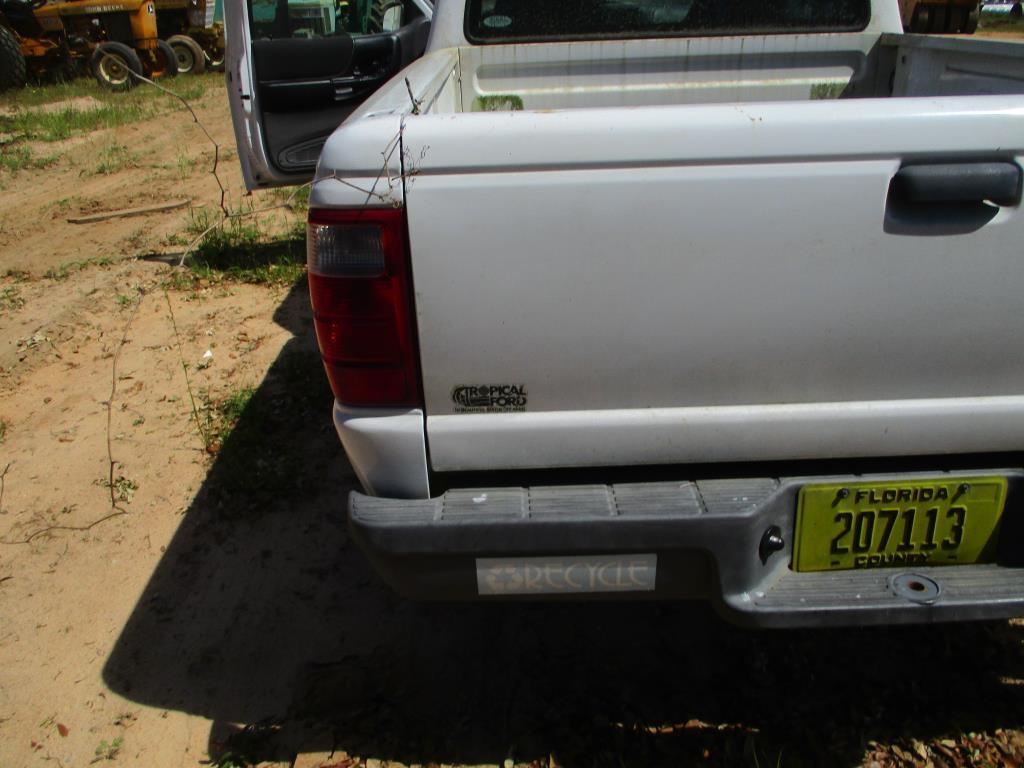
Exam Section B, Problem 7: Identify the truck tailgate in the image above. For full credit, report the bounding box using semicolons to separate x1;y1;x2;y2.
401;97;1024;472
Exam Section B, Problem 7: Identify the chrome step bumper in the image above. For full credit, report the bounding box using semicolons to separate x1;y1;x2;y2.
348;470;1024;627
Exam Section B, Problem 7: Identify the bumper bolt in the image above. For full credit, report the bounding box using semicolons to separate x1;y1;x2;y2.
759;525;785;563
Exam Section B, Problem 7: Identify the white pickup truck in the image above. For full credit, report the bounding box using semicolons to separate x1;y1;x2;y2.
225;0;1024;626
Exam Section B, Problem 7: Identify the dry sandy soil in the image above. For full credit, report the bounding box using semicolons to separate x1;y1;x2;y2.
2;34;1024;768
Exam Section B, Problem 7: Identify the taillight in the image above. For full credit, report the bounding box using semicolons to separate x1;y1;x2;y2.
307;207;422;408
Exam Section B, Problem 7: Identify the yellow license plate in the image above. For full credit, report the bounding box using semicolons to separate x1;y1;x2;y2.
792;477;1007;572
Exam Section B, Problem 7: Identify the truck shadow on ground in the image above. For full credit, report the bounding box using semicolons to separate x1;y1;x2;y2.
104;279;1024;767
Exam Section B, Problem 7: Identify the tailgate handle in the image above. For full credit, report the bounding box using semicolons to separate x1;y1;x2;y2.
891;162;1022;207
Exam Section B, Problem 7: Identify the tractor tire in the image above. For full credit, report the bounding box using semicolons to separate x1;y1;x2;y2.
369;0;404;32
963;6;980;32
91;41;143;92
149;39;179;79
167;34;204;75
0;25;27;93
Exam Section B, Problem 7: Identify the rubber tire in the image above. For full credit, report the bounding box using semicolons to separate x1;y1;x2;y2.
912;6;931;31
369;0;404;32
167;34;205;75
963;6;979;32
0;25;26;93
151;39;179;79
91;41;143;92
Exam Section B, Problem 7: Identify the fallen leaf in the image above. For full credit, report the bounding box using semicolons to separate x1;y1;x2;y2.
57;723;69;737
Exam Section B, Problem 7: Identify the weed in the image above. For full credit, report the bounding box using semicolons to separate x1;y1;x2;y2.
473;94;525;111
192;385;256;454
132;416;145;427
94;736;123;760
0;145;57;173
44;256;114;281
0;286;25;312
93;143;141;175
175;152;197;181
112;476;137;503
169;204;306;288
810;81;846;100
50;197;75;214
0;418;7;444
2;103;150;143
96;476;138;503
216;386;255;444
115;293;134;308
209;723;280;768
0;73;219;144
269;184;310;214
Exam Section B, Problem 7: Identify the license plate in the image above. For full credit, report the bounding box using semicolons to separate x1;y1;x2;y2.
792;477;1007;572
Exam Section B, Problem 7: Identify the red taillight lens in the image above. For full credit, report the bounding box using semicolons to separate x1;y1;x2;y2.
307;207;422;408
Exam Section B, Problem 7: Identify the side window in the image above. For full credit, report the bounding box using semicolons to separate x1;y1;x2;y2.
249;0;424;39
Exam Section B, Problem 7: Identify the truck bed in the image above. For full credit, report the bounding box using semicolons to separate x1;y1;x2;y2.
395;32;1024;115
316;30;1024;477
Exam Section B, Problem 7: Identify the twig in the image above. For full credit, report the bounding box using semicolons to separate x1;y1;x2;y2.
105;56;401;270
0;512;127;546
118;63;229;220
162;287;209;450
107;291;143;513
405;77;421;115
0;461;11;515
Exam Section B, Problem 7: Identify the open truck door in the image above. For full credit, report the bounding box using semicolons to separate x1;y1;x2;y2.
225;0;432;188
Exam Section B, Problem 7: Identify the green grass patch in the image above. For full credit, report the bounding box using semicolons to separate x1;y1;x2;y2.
0;285;25;311
0;72;216;110
214;386;256;445
267;183;310;214
94;736;123;761
473;94;525;111
0;145;58;173
93;142;141;175
169;204;306;287
810;81;847;100
192;385;257;456
1;102;149;142
44;256;114;281
0;73;219;144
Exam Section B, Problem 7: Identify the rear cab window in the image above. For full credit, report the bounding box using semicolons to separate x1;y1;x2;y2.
249;0;425;39
465;0;871;42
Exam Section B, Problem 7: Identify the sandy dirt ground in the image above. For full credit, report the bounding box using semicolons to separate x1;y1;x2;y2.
3;36;1024;768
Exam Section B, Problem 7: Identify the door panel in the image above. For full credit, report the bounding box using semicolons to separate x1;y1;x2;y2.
225;0;432;188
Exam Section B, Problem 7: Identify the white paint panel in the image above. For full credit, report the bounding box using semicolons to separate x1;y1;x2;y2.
403;99;1024;470
334;404;429;497
429;397;1024;471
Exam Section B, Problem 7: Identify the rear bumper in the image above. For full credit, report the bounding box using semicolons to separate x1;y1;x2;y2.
348;470;1024;628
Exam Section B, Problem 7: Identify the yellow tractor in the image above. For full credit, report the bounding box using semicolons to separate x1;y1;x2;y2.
154;0;224;75
4;0;178;91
